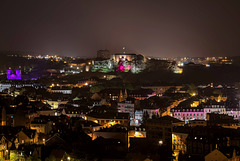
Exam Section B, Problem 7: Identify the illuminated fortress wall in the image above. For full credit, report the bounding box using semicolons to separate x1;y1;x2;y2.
7;70;21;79
92;53;145;73
112;53;136;64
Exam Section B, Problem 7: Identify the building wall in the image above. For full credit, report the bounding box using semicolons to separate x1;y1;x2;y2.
118;102;134;119
15;131;37;145
146;121;172;148
142;86;182;96
112;54;136;64
30;122;52;134
48;89;72;94
86;116;129;127
93;131;128;148
172;105;240;122
143;109;159;119
172;132;188;160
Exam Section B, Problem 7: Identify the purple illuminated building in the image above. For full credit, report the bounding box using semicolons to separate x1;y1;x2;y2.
7;70;21;79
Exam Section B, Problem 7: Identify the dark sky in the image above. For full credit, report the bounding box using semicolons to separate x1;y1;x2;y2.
0;0;240;57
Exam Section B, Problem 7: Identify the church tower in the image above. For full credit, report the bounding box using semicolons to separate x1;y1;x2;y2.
124;89;128;100
2;107;7;126
119;90;123;102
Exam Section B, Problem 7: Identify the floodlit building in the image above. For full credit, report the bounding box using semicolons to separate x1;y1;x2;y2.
118;100;135;120
47;87;72;94
86;112;130;127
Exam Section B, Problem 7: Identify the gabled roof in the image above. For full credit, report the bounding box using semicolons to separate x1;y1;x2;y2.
147;116;184;124
45;133;66;147
17;129;37;139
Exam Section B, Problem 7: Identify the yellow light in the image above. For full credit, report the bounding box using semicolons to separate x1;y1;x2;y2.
134;131;142;137
84;83;88;86
178;69;183;74
159;140;163;145
88;62;91;65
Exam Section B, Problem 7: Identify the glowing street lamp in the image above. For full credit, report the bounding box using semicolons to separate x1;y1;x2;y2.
159;140;163;145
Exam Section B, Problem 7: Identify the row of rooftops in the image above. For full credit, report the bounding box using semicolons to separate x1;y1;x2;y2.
173;125;240;138
146;116;184;124
0;126;37;141
172;107;240;112
87;112;129;120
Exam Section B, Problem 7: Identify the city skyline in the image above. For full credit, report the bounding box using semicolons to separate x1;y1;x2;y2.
0;0;240;57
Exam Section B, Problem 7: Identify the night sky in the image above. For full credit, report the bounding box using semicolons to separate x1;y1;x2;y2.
0;0;240;57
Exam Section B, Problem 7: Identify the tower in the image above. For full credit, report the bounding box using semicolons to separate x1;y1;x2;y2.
119;90;123;102
124;89;128;100
2;106;7;126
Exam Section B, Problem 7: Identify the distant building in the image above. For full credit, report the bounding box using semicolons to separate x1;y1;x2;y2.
30;120;53;134
205;149;229;161
86;112;130;127
128;88;155;100
205;148;240;161
7;70;21;80
207;113;240;129
76;119;103;137
172;100;240;122
111;53;137;65
92;125;128;148
0;80;45;92
143;108;159;119
97;50;111;59
146;116;184;149
172;126;191;159
142;85;182;96
44;99;68;109
47;86;72;94
188;119;207;127
118;100;135;120
185;126;240;159
100;88;127;101
134;110;143;125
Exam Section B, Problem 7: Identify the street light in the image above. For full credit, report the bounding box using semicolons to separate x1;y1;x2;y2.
159;140;163;145
67;157;71;161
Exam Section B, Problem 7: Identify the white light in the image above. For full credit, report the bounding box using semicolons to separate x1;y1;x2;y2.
159;140;163;145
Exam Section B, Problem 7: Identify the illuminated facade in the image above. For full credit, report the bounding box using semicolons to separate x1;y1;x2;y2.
92;53;145;73
7;70;21;79
91;59;114;73
111;53;137;64
118;101;135;120
172;132;188;154
86;113;130;128
172;104;240;122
